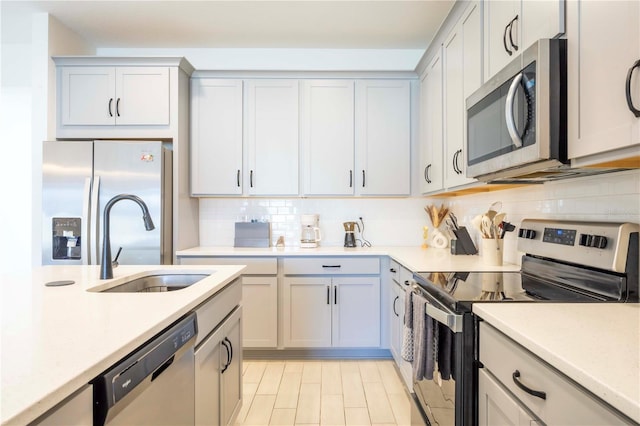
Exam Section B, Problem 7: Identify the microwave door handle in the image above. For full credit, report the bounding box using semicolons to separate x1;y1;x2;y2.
506;72;524;148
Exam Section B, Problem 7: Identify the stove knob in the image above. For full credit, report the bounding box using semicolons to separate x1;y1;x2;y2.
579;234;593;247
592;235;607;249
518;228;536;239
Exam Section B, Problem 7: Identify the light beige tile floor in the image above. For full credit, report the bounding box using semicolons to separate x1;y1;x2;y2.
235;360;412;426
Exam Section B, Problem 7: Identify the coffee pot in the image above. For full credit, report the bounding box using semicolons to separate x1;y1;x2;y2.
300;214;322;248
343;221;360;247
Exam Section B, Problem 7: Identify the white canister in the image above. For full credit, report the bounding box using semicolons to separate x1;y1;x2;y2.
481;238;504;266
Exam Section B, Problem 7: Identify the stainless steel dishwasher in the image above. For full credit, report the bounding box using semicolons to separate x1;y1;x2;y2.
92;313;197;426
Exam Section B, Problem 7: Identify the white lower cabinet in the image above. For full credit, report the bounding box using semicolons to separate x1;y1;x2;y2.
178;256;278;348
283;276;380;348
242;276;278;348
478;369;538;426
193;279;243;426
479;322;632;425
388;262;413;388
195;307;242;426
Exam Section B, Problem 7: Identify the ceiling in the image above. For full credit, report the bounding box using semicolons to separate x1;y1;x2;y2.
2;0;454;50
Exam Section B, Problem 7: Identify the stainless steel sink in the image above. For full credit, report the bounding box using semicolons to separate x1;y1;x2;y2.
101;273;209;293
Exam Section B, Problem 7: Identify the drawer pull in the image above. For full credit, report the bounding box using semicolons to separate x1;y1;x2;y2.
390;268;397;273
322;265;341;268
512;370;546;400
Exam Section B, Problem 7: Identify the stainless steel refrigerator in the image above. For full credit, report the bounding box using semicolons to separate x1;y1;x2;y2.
42;140;172;266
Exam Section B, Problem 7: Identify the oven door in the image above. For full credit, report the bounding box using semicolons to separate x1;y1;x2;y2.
413;288;475;426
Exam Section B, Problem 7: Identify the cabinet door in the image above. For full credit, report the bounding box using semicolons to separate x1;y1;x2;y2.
521;0;564;50
114;67;170;125
195;325;223;425
283;277;332;347
332;277;381;348
221;308;243;426
246;80;299;195
355;80;411;195
478;369;539;426
443;1;481;188
389;281;403;362
484;0;520;80
242;276;277;348
567;0;640;160
60;67;116;126
191;79;243;195
302;80;355;195
420;51;445;194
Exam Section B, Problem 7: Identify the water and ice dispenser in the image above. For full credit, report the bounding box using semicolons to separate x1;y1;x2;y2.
51;217;82;260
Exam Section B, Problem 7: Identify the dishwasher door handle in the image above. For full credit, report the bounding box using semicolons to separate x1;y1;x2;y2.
151;355;175;381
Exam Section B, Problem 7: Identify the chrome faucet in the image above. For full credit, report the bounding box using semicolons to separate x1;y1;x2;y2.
100;194;155;280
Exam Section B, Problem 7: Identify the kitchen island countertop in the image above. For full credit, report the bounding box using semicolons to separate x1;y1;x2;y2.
0;264;244;425
473;303;640;423
176;245;521;272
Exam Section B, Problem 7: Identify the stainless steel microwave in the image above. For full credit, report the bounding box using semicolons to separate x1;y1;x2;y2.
466;39;568;182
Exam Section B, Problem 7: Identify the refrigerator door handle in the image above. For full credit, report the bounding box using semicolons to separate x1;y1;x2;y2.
90;176;101;265
82;177;92;265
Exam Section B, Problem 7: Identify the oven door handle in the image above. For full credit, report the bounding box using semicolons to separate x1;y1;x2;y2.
426;303;463;333
505;72;524;148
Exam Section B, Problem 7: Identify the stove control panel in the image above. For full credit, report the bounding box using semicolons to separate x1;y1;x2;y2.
518;219;639;273
578;234;608;249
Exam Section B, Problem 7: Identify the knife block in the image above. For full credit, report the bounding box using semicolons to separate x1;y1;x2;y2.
451;227;478;255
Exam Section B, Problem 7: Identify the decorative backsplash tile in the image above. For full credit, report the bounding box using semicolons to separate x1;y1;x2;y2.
199;169;640;264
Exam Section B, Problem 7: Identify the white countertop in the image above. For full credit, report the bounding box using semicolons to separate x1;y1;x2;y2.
0;264;244;425
176;246;521;273
473;303;640;423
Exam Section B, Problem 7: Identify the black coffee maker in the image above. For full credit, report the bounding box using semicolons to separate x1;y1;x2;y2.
343;221;360;247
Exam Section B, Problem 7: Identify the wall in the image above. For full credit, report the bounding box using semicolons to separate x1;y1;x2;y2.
198;169;640;265
0;9;93;274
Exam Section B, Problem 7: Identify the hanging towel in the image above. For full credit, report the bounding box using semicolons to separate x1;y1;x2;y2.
412;292;436;382
437;322;455;380
401;290;414;362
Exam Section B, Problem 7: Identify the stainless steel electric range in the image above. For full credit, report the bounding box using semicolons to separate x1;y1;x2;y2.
411;219;639;426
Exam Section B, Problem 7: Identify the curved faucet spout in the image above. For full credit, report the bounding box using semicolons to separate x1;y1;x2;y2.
100;194;155;280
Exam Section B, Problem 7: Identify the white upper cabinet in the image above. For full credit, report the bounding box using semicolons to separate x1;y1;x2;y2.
190;79;243;196
60;66;169;126
443;1;482;188
567;0;640;163
355;80;411;195
302;80;355;195
420;51;445;194
484;0;565;81
246;80;299;196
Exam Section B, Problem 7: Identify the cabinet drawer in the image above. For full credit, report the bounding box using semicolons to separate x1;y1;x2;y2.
399;266;413;288
389;260;400;283
479;322;630;425
283;257;380;275
194;278;241;346
178;257;277;275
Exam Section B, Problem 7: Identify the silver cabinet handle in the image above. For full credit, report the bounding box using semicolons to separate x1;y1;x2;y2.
505;72;524;148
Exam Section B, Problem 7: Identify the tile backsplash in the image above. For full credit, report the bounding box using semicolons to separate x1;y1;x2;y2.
199;169;640;263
